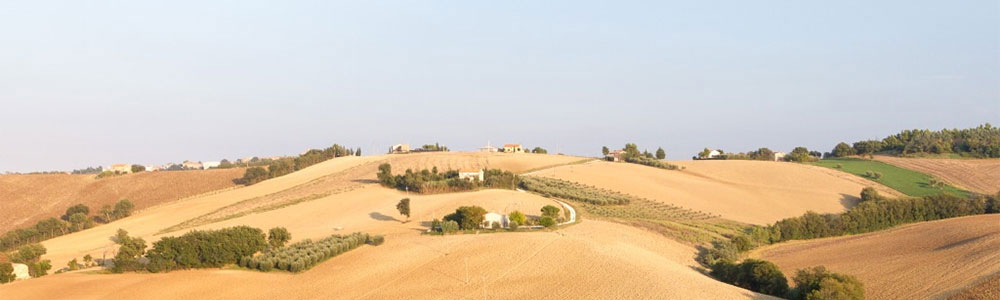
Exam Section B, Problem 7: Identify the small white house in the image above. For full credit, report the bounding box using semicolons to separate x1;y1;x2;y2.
12;263;30;280
482;212;509;228
202;161;221;169
458;169;484;181
773;152;787;162
707;149;722;159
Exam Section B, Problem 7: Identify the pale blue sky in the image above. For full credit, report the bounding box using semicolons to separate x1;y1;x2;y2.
1;1;998;172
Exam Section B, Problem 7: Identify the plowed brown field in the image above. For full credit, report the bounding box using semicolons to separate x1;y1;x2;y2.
0;169;245;232
874;155;1000;194
755;214;1000;300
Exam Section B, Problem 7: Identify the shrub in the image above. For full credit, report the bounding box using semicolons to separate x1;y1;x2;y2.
710;259;788;297
367;235;385;246
508;210;526;225
441;221;460;233
538;217;556;228
0;263;14;283
144;226;266;272
508;221;520;231
242;167;269;185
268;227;291;248
790;266;864;300
541;205;561;218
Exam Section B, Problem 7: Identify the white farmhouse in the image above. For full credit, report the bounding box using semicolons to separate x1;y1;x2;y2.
202;161;221;169
773;152;787;162
12;263;30;280
482;212;509;229
707;149;722;159
458;169;484;181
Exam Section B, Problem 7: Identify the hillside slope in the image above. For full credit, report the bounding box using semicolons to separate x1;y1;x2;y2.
0;152;774;299
873;155;1000;194
0;168;245;232
531;160;900;225
755;214;1000;300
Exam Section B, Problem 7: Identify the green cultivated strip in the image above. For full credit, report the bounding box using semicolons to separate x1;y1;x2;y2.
812;158;970;197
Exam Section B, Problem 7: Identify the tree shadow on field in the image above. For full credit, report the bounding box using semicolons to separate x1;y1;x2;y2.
352;179;379;184
839;193;860;209
369;212;399;222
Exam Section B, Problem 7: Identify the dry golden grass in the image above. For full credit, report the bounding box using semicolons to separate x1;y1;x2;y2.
0;169;245;232
874;155;1000;194
755;214;1000;300
531;160;900;225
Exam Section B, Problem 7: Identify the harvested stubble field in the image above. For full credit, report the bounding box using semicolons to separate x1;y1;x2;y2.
0;221;776;300
873;155;1000;195
0;151;777;299
531;160;899;225
755;214;1000;300
0;168;245;232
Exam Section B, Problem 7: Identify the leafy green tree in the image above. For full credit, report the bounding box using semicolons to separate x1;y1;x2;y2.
790;266;864;300
538;216;556;227
268;227;291;248
218;159;234;169
112;229;146;273
0;262;14;283
441;220;460;233
356;148;361;156
83;254;93;267
67;258;81;270
602;146;610;156
68;213;94;232
655;147;666;159
443;206;487;230
532;147;548;154
508;210;526;225
711;259;788;297
541;205;561;218
241;167;269;185
377;163;395;187
859;187;881;202
787;147;818;162
131;165;146;173
831;142;856;157
63;204;90;220
12;244;47;263
698;148;713;159
112;199;135;220
396;198;411;221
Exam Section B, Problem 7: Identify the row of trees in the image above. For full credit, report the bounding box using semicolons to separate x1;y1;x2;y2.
519;176;633;205
113;226;272;273
700;188;1000;299
376;164;520;194
710;259;864;299
240;232;381;273
241;143;361;185
831;123;1000;158
1;200;134;251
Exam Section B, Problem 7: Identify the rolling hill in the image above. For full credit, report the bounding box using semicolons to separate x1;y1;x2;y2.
873;155;1000;195
754;214;1000;300
0;168;246;233
529;160;900;225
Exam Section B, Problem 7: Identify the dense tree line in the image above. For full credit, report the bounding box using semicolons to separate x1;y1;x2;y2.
241;143;359;185
240;232;380;273
610;143;680;169
143;226;268;273
1;201;133;251
710;259;865;299
832;123;1000;158
762;191;998;243
71;166;103;174
699;188;999;299
376;164;519;194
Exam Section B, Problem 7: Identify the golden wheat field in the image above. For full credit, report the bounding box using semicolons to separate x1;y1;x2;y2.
530;160;900;225
0;168;246;232
873;155;1000;194
755;214;1000;300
